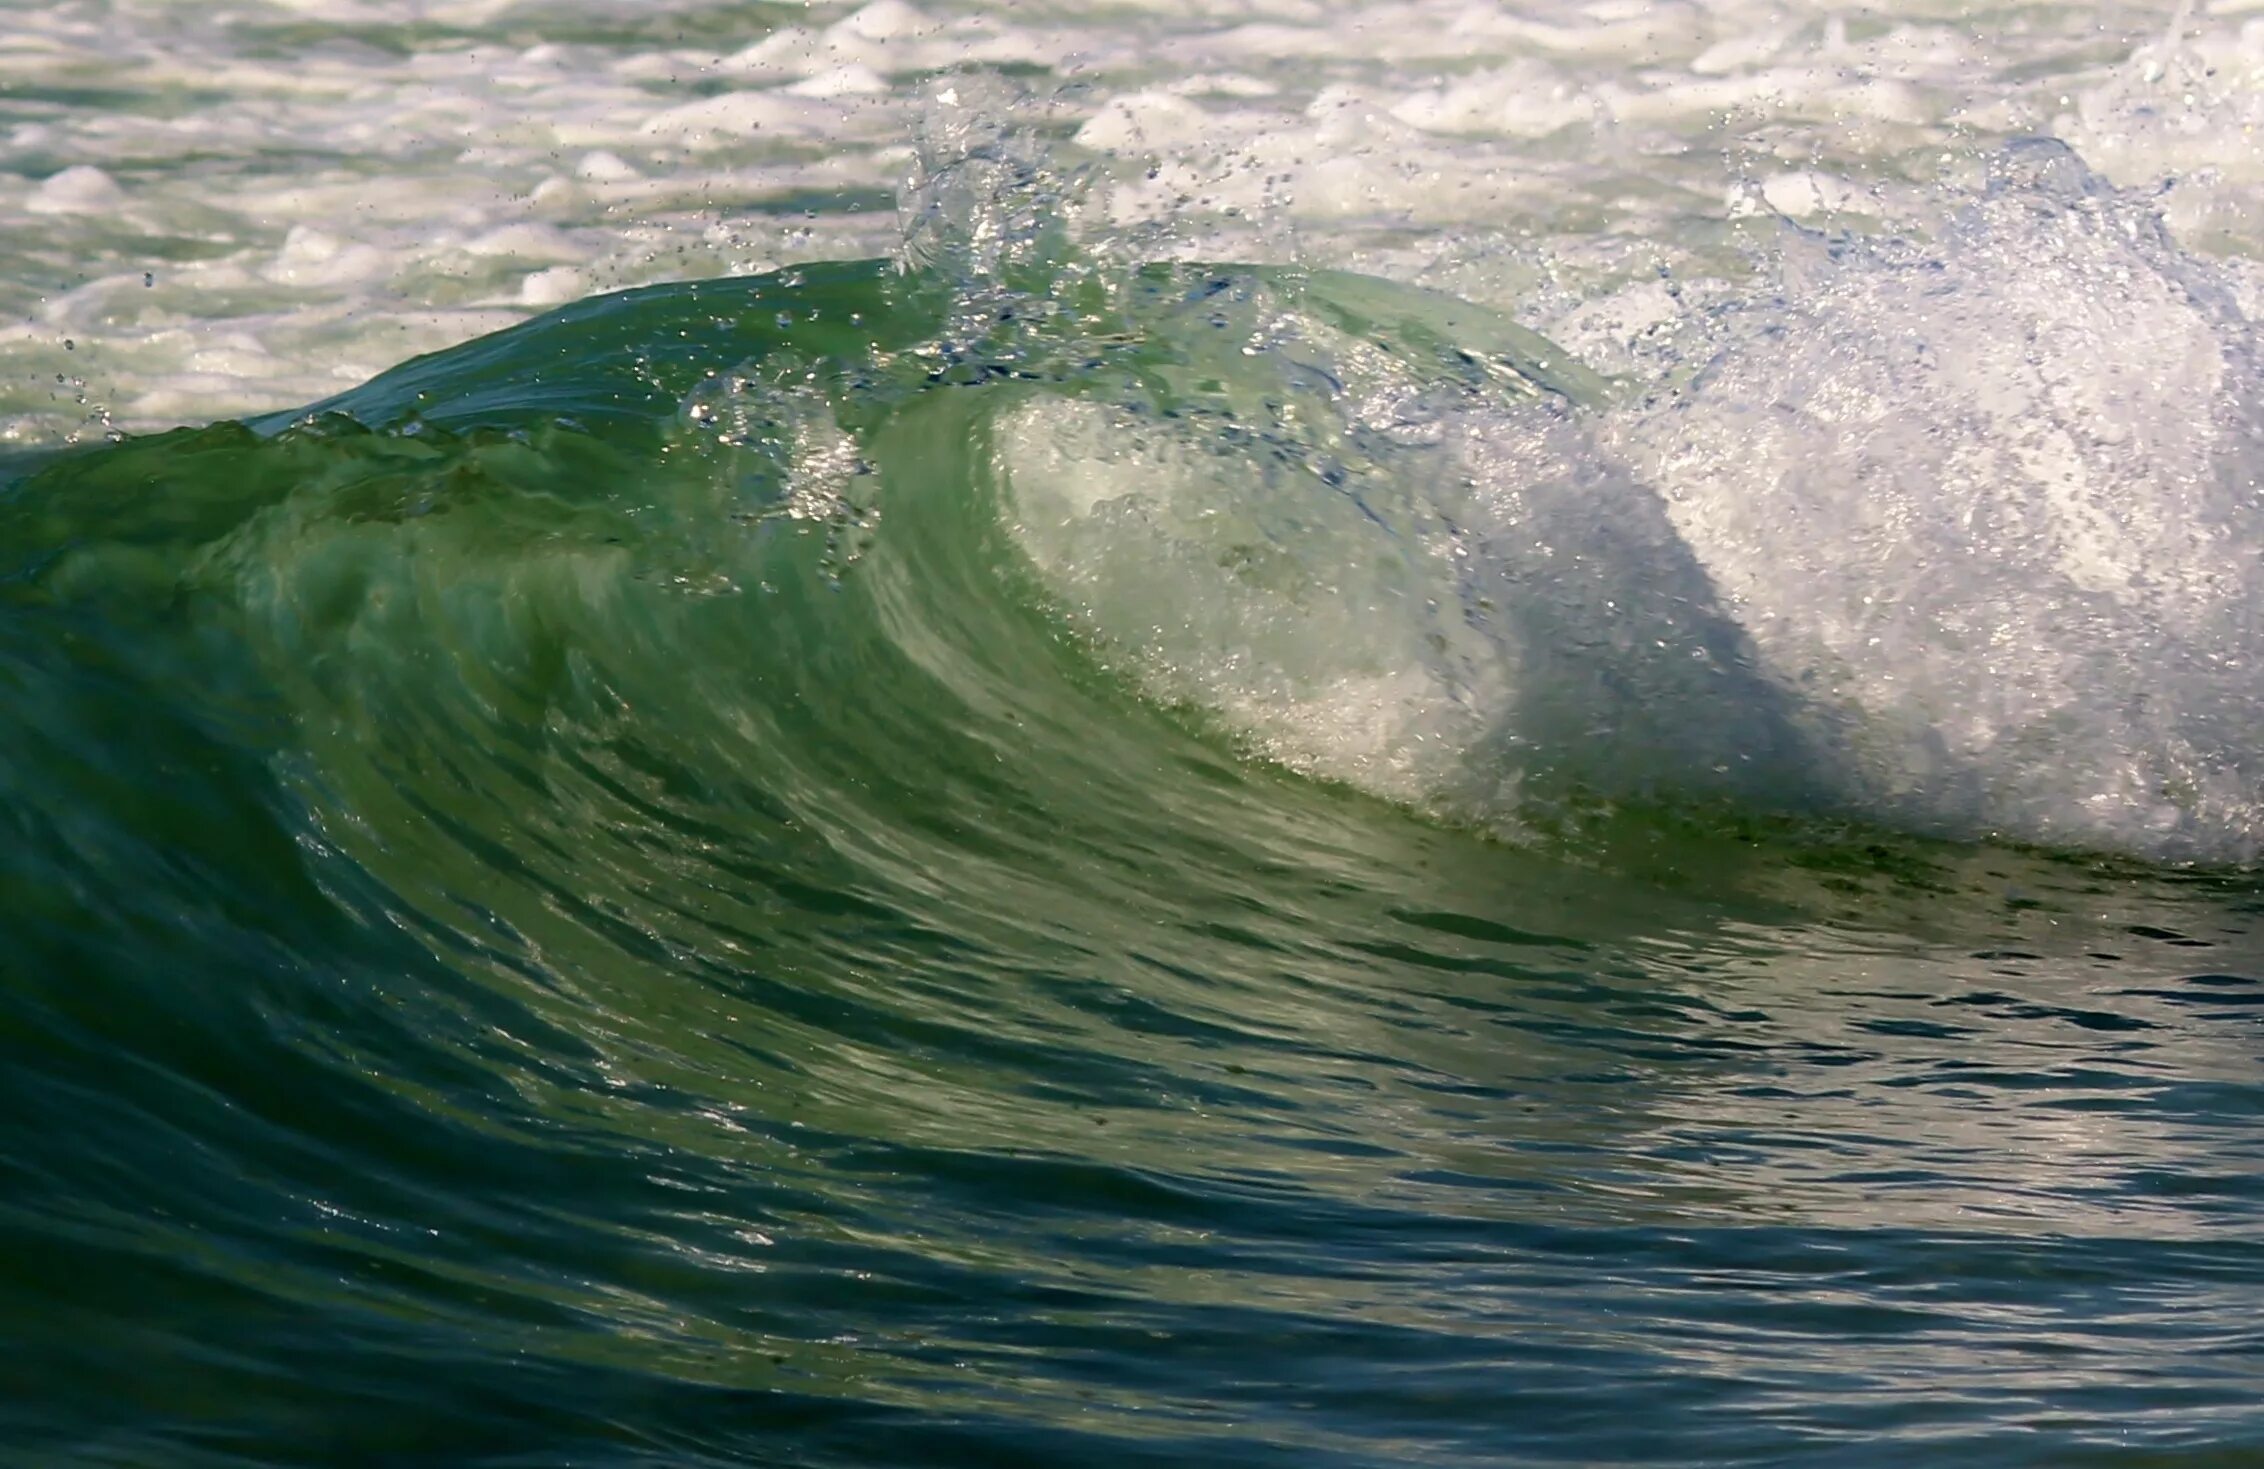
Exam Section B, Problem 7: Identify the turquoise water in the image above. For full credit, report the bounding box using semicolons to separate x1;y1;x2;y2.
4;248;2263;1465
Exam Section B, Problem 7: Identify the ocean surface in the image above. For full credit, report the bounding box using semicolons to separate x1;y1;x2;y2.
6;1;2264;1465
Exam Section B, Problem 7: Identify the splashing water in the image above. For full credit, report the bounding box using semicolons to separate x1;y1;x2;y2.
956;121;2264;860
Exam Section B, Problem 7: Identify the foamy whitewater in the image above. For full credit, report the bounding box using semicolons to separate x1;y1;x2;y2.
6;0;2264;858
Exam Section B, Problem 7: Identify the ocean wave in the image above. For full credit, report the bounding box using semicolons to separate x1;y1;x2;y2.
7;143;2260;864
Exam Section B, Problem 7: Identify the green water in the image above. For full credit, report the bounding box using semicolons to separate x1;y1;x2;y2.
3;260;2262;1467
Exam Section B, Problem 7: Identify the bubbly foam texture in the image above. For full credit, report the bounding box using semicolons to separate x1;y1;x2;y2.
6;0;2260;442
1618;145;2264;857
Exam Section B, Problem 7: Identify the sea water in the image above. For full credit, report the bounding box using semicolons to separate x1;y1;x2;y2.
3;2;2263;1465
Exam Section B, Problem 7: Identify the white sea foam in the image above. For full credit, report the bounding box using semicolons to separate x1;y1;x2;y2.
6;0;2259;444
1615;144;2264;857
996;145;2264;859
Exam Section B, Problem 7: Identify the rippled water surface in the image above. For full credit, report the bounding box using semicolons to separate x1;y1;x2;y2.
5;2;2264;1465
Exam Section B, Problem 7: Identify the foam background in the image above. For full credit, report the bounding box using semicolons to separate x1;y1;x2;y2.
5;0;2259;441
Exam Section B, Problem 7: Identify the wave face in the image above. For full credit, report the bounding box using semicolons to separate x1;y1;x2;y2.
7;154;2264;1467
